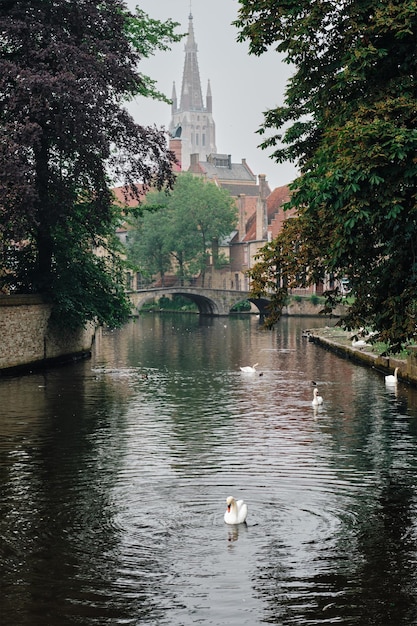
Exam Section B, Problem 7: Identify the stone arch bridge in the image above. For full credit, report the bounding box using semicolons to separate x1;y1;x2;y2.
129;287;271;317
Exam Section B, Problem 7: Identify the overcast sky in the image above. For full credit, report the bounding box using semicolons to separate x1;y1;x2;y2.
125;0;298;190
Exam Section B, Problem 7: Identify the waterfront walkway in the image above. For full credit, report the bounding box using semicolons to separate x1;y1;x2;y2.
308;325;417;386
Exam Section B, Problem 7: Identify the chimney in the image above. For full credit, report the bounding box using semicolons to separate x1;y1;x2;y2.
256;175;268;241
259;174;268;199
237;194;247;242
169;138;182;170
188;153;201;173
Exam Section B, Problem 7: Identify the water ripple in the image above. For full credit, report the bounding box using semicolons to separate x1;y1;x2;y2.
3;317;417;625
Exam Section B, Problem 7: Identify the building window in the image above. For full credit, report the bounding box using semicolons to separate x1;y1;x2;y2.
196;134;199;145
202;134;205;146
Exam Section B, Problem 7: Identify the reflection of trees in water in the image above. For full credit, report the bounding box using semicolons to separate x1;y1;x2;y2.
94;317;417;625
255;477;417;625
353;475;417;624
0;363;175;624
254;395;417;626
5;315;417;625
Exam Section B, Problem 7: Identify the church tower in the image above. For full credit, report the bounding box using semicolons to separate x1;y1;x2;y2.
169;13;217;170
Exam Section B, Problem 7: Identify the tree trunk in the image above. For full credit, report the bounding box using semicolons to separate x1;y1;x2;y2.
34;133;54;291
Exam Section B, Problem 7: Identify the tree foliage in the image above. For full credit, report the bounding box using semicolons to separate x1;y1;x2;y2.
127;173;237;285
235;0;417;350
127;208;172;286
0;0;181;328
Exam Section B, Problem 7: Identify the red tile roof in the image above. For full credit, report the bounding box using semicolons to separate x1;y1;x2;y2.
112;183;146;208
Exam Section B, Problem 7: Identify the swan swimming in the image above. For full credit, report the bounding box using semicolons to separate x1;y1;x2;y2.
312;387;323;406
240;363;258;373
224;496;248;524
385;367;399;385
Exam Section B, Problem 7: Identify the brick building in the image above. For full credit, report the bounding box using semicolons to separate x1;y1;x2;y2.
115;12;328;296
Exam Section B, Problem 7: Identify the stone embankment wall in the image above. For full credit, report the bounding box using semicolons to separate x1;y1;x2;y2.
282;299;346;317
308;327;417;386
0;295;95;375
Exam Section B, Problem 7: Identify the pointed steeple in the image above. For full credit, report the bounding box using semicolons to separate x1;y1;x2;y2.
206;79;212;113
179;14;204;112
169;13;217;170
171;81;177;114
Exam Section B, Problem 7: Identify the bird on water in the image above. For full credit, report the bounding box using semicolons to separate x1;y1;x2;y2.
312;387;323;406
224;496;248;524
240;363;258;373
385;367;399;385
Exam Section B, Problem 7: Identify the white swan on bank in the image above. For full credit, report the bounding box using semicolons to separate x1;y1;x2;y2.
240;362;258;373
224;496;248;524
385;367;399;385
312;387;323;406
352;339;369;348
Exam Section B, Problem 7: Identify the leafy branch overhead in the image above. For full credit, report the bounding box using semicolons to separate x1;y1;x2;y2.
235;0;417;351
125;7;184;102
0;0;181;329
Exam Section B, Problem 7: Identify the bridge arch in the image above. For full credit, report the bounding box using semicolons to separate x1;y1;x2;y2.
129;287;271;317
247;297;272;318
162;290;220;315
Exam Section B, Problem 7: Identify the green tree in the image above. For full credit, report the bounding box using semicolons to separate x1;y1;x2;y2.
235;1;417;350
0;1;182;328
128;209;172;287
128;173;237;286
137;185;202;285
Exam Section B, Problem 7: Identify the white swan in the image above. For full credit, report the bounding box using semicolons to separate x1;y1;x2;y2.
240;362;258;373
352;339;369;348
312;387;323;406
224;496;248;524
385;367;399;385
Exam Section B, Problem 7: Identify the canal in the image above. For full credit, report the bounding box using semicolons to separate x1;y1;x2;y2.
2;314;417;625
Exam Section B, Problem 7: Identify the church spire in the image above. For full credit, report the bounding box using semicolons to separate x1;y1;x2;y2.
171;81;177;114
179;13;203;112
206;79;212;113
169;12;217;170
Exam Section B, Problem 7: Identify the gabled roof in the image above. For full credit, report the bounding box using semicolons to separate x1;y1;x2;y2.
266;184;291;217
266;184;296;239
241;211;257;242
111;183;146;208
189;154;257;185
220;183;261;197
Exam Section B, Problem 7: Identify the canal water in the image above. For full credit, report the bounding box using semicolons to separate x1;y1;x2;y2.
2;314;417;625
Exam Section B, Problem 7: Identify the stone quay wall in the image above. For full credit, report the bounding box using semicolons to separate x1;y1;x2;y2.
308;327;417;386
0;295;95;375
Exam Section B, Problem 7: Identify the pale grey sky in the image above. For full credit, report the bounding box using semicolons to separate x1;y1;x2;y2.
126;0;298;190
